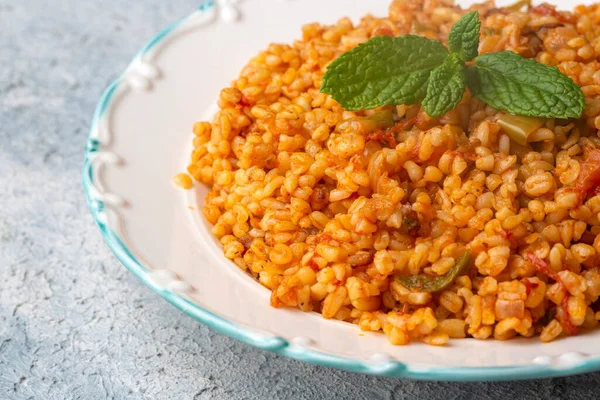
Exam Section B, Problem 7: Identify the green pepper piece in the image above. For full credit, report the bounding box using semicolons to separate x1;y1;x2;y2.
401;216;419;235
367;109;395;129
497;114;545;146
502;0;532;12
395;251;472;293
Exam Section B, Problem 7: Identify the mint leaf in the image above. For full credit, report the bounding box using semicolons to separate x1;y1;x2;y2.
423;54;465;117
449;11;480;62
320;11;585;120
467;51;585;118
321;35;449;110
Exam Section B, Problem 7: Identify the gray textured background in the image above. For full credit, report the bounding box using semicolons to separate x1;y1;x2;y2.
2;0;600;398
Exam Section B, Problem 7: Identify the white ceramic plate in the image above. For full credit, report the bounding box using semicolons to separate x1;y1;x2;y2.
83;0;600;380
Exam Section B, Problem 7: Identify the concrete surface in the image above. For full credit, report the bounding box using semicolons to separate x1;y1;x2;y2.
1;0;600;398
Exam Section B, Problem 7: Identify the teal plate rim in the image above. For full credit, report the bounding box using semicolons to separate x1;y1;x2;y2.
82;1;600;381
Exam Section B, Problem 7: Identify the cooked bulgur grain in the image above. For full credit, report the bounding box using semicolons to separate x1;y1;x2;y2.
173;173;193;189
184;0;600;345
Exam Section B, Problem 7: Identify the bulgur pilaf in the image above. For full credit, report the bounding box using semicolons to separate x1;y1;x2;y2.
183;0;600;345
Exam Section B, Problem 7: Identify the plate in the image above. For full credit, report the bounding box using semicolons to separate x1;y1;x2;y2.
83;0;600;380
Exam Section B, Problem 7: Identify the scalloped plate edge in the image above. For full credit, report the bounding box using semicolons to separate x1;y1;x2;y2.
82;0;600;381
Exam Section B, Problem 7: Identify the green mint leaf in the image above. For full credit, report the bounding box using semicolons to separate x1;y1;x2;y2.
449;11;480;62
422;54;466;117
321;35;449;110
467;51;585;118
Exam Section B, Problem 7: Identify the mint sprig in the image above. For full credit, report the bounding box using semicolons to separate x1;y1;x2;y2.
321;11;585;120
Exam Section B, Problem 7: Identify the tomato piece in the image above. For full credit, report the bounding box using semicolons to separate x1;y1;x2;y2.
576;149;600;195
527;253;578;335
532;3;560;17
